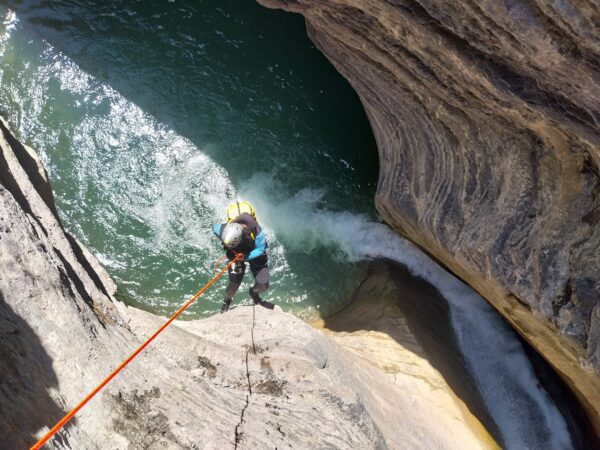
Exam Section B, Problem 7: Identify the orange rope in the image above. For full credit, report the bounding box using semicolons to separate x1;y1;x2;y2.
30;254;242;450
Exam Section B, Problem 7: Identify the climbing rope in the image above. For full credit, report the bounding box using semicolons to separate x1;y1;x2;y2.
30;253;242;450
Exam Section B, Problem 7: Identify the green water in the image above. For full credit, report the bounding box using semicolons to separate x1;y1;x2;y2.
0;0;379;317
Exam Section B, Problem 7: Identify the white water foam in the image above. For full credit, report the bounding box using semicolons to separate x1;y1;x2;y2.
0;9;17;58
240;182;573;450
48;54;235;258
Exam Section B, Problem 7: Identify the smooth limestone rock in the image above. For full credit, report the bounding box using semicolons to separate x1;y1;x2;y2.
311;261;501;449
257;0;600;430
0;119;489;448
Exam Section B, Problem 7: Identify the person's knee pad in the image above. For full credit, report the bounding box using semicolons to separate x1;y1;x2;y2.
251;282;268;294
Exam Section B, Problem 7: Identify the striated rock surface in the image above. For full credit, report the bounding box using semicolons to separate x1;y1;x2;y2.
257;0;600;428
0;118;490;448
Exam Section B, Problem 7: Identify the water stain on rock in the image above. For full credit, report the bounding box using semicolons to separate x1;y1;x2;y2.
197;356;217;379
254;379;288;397
260;356;273;372
109;387;180;450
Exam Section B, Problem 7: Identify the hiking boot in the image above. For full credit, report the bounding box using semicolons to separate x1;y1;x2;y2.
220;299;232;314
259;300;275;310
250;288;275;310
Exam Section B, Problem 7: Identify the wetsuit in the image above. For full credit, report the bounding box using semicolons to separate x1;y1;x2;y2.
213;213;272;311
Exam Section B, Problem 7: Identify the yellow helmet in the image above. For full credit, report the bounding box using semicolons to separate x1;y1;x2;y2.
226;200;257;223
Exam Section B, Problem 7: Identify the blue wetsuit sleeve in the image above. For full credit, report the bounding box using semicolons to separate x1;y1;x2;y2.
246;231;266;260
213;224;222;239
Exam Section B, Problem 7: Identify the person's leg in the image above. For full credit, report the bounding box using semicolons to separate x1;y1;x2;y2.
249;259;273;309
221;262;245;313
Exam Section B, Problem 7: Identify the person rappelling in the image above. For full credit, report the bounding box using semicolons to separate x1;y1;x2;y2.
213;200;275;313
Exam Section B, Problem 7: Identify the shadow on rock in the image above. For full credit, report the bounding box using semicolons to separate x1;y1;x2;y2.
0;290;71;448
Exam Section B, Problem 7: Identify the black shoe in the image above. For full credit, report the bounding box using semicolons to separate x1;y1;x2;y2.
220;300;232;314
259;300;275;310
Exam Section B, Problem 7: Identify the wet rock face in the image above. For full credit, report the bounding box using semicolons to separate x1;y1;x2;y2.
258;0;600;422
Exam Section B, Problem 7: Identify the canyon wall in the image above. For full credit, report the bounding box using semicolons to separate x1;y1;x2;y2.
258;0;600;428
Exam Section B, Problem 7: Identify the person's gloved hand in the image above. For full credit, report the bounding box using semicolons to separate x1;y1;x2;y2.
230;261;243;274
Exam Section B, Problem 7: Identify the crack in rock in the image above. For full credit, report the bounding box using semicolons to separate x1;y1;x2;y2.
234;306;257;449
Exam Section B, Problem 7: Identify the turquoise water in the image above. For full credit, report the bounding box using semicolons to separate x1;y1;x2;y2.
0;0;379;317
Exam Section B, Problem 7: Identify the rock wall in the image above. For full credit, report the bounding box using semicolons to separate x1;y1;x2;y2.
0;117;490;448
258;0;600;430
